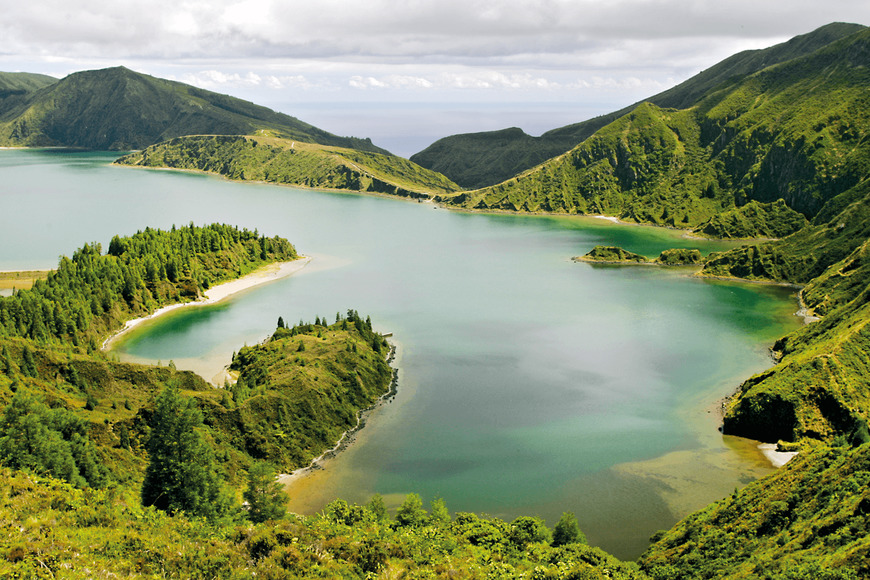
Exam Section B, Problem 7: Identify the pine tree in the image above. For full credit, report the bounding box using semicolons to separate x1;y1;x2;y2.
1;345;13;375
243;461;287;523
141;386;235;521
429;497;451;526
21;346;37;378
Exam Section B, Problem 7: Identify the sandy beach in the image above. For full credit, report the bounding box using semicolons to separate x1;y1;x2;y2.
757;443;799;467
101;257;311;351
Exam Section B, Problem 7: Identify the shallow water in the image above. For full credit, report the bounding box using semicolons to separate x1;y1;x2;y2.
0;149;802;559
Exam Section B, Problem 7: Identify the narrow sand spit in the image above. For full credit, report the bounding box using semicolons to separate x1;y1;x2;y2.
101;257;311;351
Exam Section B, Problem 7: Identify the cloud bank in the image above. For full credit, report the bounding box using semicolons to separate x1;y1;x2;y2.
1;0;867;152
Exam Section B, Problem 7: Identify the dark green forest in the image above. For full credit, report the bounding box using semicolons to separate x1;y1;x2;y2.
0;223;296;351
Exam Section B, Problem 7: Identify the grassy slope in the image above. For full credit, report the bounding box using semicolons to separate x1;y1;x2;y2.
700;182;870;442
436;103;729;226
640;443;870;579
434;26;870;237
116;135;460;197
0;67;387;153
204;316;395;474
577;246;650;264
0;241;396;494
0;71;57;96
694;199;808;239
411;23;866;189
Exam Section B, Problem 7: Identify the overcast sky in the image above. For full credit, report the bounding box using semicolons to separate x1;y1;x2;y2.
2;0;869;155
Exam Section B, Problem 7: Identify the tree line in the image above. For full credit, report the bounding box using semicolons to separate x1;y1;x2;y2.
0;223;296;351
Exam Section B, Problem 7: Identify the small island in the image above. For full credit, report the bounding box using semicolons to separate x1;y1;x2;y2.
574;245;703;266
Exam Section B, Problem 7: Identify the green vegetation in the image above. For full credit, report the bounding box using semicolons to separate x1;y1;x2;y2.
0;66;387;153
576;245;650;264
434;25;870;234
0;222;297;352
141;385;236;522
207;312;395;472
412;23;865;189
576;245;704;266
0;466;644;578
640;443;870;579
116;135;460;198
2;23;870;577
656;248;703;266
244;461;288;523
0;392;107;488
695;199;808;239
0;71;56;112
699;181;870;443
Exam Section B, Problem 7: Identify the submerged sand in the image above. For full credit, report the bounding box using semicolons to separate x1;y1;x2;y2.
101;257;311;351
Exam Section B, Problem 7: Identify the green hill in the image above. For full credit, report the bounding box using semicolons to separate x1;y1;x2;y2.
435;25;870;234
0;66;387;153
0;71;56;97
640;443;870;579
411;22;866;189
116;135;460;197
699;180;870;444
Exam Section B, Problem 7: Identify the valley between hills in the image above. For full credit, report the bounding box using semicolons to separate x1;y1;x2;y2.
1;21;869;579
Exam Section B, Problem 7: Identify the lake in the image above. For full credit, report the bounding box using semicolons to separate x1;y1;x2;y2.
0;149;802;558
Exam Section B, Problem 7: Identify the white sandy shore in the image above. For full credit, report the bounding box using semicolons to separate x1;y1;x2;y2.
101;257;311;351
758;443;799;468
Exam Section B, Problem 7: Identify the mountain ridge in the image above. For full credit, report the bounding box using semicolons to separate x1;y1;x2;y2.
0;66;388;153
411;22;867;189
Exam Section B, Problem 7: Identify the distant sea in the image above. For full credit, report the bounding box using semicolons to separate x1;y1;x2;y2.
269;101;627;158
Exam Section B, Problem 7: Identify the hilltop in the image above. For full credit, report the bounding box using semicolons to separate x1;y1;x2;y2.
0;66;387;153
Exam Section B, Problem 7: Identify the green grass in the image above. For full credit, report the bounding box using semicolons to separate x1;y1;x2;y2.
116;135;460;197
433;26;870;237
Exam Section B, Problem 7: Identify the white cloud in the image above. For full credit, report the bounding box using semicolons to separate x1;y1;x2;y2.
1;0;868;148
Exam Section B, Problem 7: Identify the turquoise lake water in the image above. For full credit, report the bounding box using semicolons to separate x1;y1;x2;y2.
0;149;802;558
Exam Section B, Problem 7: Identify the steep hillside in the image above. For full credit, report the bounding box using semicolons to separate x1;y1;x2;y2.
640;443;870;579
437;103;727;225
412;22;865;189
0;67;387;153
0;71;56;99
0;72;58;118
116;135;460;197
700;181;870;443
435;25;870;236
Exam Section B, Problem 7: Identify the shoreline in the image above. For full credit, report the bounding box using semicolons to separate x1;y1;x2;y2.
101;257;311;352
114;157;449;204
278;343;399;488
